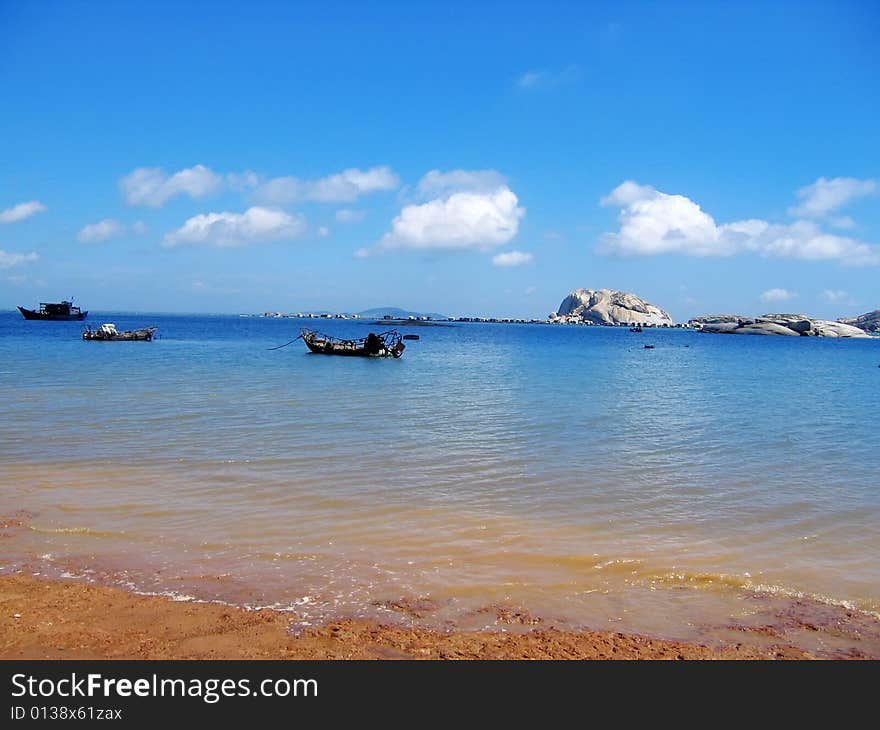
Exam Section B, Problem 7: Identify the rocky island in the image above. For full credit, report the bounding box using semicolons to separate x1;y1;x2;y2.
552;288;674;326
691;313;869;338
837;310;880;334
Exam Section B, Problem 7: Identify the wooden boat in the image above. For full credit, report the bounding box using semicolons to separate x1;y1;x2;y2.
301;328;405;357
82;323;157;341
18;300;87;321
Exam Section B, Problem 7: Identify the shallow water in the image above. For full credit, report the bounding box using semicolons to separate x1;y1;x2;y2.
1;311;879;654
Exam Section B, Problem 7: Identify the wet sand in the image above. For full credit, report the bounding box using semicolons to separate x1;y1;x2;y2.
0;575;818;660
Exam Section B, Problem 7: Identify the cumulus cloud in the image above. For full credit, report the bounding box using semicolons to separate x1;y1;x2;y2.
417;169;507;197
77;219;148;243
788;177;877;218
492;250;534;267
77;219;126;243
371;188;524;255
253;166;399;204
760;288;796;303
599;180;880;266
829;216;856;230
0;201;47;224
120;165;224;207
226;171;260;191
0;249;39;269
335;208;366;223
516;65;580;90
821;289;849;303
361;171;525;256
163;207;306;248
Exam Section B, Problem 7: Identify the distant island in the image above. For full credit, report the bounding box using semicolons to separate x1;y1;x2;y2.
243;295;878;336
690;313;869;338
357;306;448;320
838;310;880;334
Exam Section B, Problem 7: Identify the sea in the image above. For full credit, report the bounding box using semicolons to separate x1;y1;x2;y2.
1;310;879;655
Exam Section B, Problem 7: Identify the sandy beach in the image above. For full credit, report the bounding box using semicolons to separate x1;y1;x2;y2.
0;575;837;660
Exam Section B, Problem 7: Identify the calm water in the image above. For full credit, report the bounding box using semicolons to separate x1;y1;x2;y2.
1;311;879;652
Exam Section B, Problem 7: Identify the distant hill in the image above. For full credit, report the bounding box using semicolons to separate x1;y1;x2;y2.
357;306;447;320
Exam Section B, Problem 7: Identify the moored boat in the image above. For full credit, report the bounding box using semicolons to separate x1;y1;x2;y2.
301;328;404;357
82;323;157;341
18;300;87;321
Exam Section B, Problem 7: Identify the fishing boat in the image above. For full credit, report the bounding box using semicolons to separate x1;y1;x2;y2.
18;300;87;321
82;323;157;341
301;328;405;357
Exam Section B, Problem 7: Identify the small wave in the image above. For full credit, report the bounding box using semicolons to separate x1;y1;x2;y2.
643;570;880;619
27;525;124;537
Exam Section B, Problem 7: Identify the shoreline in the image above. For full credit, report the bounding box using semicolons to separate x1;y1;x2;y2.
0;574;846;660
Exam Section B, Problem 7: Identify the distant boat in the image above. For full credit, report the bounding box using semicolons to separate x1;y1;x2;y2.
18;300;87;321
82;323;157;341
301;328;405;358
629;326;643;332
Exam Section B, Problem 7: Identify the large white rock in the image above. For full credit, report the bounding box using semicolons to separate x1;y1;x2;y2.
837;309;880;334
694;313;870;338
555;289;674;326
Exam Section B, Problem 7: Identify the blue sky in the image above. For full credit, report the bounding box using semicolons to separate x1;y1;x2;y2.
1;0;877;320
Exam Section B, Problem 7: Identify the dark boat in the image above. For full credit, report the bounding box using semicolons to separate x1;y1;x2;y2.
82;323;157;341
301;328;405;357
18;300;87;321
629;326;643;332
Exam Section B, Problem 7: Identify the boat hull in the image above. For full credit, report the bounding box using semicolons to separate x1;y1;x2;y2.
18;306;88;321
301;329;404;358
82;327;156;341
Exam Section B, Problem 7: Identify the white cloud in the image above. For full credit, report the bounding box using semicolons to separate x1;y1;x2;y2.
253;166;399;204
77;219;126;243
599;180;880;266
226;171;260;191
788;177;877;218
317;226;330;238
821;289;849;303
0;249;39;269
599;182;729;256
335;208;366;223
760;288;796;303
163;207;306;248
830;216;856;230
492;250;533;267
417;169;507;197
77;219;149;243
517;71;543;89
120;164;224;207
600;181;657;207
373;188;524;254
516;65;580;90
525;286;537;296
0;201;47;224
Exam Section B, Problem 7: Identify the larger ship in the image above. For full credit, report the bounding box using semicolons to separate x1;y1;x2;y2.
18;300;88;321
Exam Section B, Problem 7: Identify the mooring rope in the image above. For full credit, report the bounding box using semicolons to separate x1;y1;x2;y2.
267;334;303;351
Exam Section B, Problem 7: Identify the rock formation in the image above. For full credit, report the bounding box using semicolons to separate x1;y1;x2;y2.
837;310;880;334
690;313;869;338
554;289;674;326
